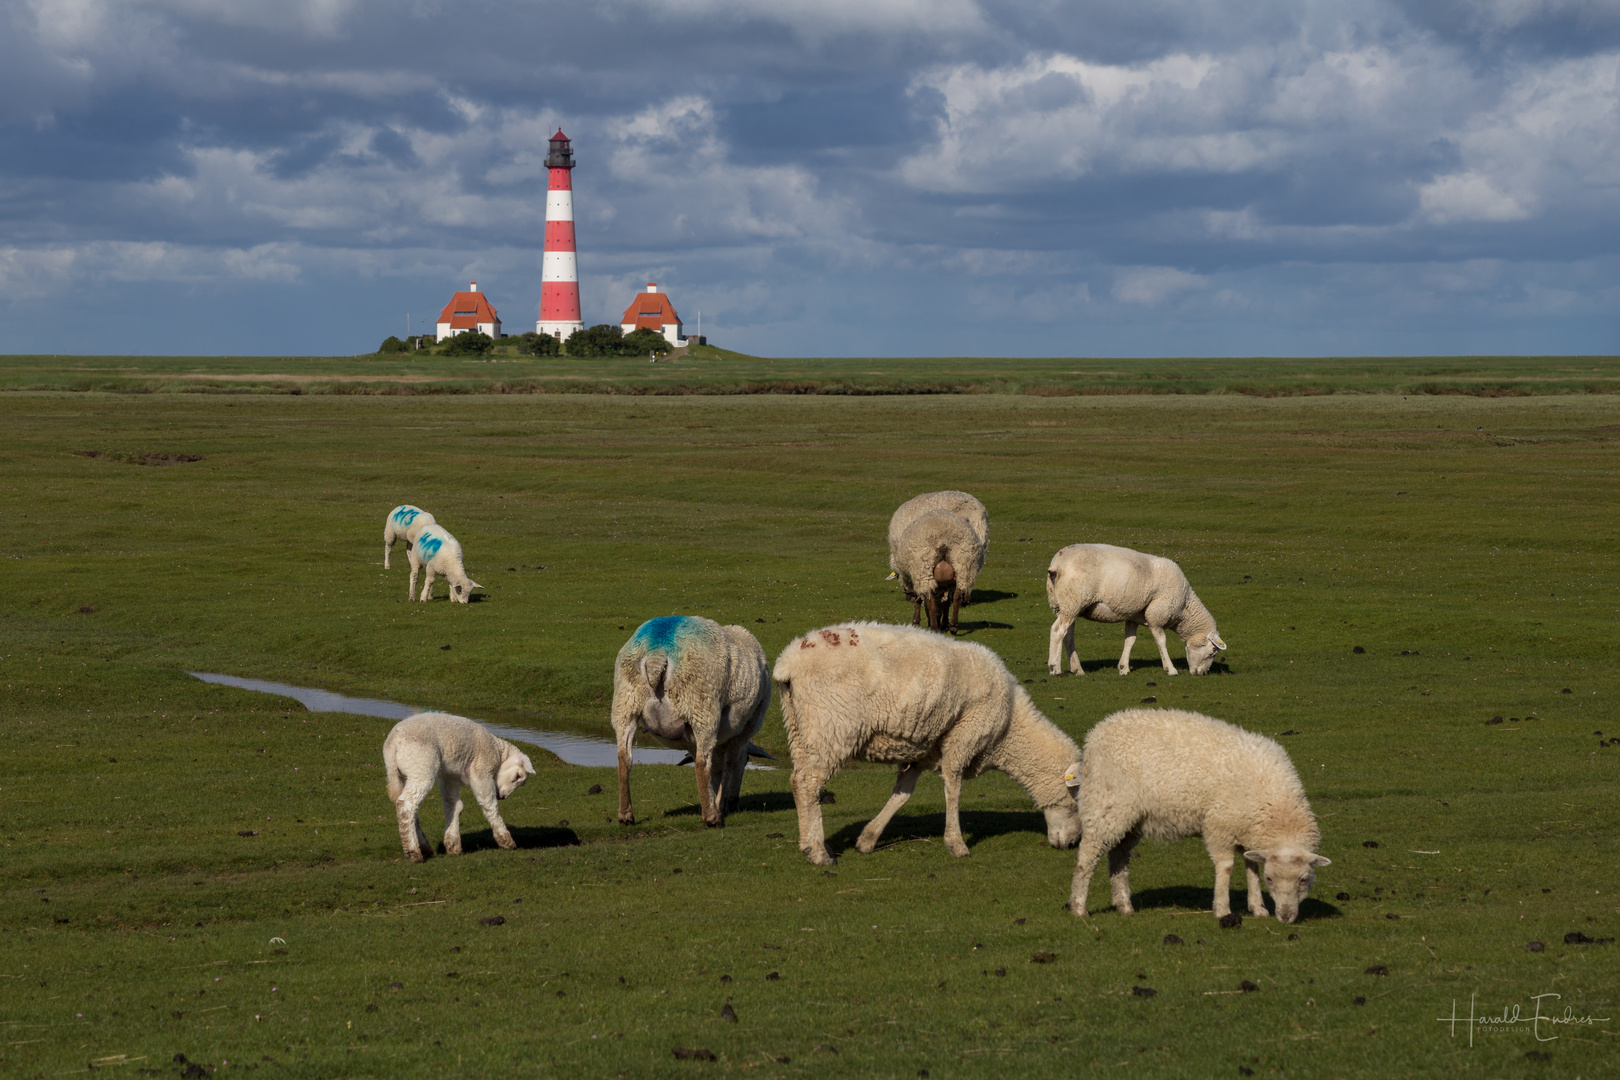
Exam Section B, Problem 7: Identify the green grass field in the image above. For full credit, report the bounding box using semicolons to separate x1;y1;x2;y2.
1;358;1616;1078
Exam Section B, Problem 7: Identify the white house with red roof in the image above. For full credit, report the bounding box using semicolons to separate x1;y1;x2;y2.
435;282;502;342
619;283;685;347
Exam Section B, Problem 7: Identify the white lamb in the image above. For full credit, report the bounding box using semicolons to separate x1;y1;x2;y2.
610;615;772;828
895;510;985;633
1067;708;1329;923
407;523;482;603
382;712;536;862
773;622;1081;866
383;505;436;569
1045;543;1225;676
887;490;989;576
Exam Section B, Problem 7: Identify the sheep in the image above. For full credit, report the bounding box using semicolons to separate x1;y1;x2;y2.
383;505;436;569
610;615;771;828
382;711;536;862
773;622;1081;867
894;510;985;633
407;523;482;603
887;490;989;577
1067;708;1329;923
1045;543;1226;676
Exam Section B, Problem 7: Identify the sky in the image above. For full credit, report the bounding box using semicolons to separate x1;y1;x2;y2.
1;0;1617;357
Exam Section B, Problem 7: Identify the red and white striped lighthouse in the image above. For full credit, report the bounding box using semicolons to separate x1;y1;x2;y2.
536;129;585;341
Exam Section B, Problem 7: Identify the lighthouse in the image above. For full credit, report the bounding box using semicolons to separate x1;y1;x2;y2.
536;129;585;342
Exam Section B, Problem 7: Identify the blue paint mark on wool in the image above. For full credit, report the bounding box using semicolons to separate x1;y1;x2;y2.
416;532;443;559
633;616;693;654
393;506;420;525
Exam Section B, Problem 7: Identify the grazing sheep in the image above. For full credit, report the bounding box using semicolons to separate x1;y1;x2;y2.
408;524;482;603
383;505;436;569
773;622;1081;866
1045;543;1225;676
383;712;535;862
895;510;985;633
611;616;771;828
1067;708;1329;923
887;490;989;577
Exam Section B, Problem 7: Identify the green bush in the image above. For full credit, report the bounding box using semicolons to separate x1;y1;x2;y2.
624;327;673;357
564;324;628;357
376;335;408;354
518;331;561;357
441;330;494;356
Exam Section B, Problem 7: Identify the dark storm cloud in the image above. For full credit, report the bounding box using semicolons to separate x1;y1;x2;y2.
0;0;1615;355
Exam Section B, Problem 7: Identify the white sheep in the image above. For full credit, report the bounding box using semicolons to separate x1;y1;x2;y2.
773;622;1081;866
610;615;771;828
895;510;985;633
887;490;989;577
407;523;482;603
383;505;436;569
1045;543;1225;676
1067;708;1329;923
383;712;536;862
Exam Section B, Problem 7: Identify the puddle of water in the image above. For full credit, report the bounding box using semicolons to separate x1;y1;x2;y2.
188;672;687;768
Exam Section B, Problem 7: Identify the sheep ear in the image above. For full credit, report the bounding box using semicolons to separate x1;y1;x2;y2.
468;579;483;590
1308;854;1331;867
1210;632;1227;650
1063;762;1083;790
1243;849;1267;863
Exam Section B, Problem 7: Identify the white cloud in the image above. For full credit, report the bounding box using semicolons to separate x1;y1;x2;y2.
1112;266;1207;304
1418;172;1531;223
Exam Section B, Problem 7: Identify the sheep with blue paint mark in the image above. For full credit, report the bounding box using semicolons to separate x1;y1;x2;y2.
384;505;436;569
408;523;482;603
611;615;771;827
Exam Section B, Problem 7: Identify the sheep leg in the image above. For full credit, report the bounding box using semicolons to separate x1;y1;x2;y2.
1070;835;1107;918
1108;828;1140;914
1118;621;1138;675
408;560;420;601
469;779;516;850
949;587;962;634
384;538;392;569
394;779;435;862
1049;613;1078;674
856;764;922;854
418;567;436;602
1245;855;1270;917
440;778;465;855
792;766;836;866
615;726;636;825
924;592;940;632
718;736;751;815
1149;624;1177;675
1211;850;1236;918
693;730;724;827
940;768;971;858
911;596;922;626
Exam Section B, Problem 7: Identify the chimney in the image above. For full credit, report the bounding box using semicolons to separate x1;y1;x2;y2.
647;283;658;293
470;281;479;292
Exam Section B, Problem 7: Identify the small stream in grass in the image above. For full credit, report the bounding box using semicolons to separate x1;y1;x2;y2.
187;672;689;767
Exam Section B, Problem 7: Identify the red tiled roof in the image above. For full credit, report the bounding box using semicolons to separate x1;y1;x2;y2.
619;290;681;330
437;289;499;327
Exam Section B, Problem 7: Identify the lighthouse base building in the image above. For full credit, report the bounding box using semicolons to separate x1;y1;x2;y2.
619;283;685;347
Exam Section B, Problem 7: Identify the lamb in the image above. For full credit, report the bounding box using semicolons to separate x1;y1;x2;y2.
1067;708;1329;923
382;712;536;862
773;622;1081;866
610;615;772;828
894;510;985;633
383;505;436;569
887;490;989;576
407;523;482;603
1045;543;1225;676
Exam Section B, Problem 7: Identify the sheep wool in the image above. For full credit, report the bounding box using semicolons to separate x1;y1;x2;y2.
610;615;771;828
383;712;535;862
1068;708;1329;924
895;510;985;633
383;504;436;569
887;490;989;576
407;523;482;603
774;622;1081;866
1045;543;1225;676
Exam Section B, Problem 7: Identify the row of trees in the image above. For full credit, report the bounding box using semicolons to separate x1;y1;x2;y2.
376;325;674;358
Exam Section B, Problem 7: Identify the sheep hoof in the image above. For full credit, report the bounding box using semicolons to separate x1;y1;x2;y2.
407;849;425;863
855;833;880;854
703;816;724;828
618;813;635;826
946;840;971;858
444;840;462;855
804;847;836;867
495;833;517;850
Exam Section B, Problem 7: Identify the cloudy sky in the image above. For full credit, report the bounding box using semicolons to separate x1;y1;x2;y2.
2;0;1616;357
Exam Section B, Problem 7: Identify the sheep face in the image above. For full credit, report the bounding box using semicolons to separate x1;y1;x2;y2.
1244;846;1330;924
450;577;483;604
1184;631;1226;675
497;750;536;799
1044;802;1081;848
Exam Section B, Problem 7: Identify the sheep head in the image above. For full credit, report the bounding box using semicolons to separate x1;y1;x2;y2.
497;748;536;799
1243;846;1330;924
449;577;483;604
1184;630;1226;674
